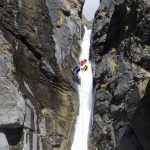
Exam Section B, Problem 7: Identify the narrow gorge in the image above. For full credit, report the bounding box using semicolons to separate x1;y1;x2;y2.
72;27;93;150
0;0;150;150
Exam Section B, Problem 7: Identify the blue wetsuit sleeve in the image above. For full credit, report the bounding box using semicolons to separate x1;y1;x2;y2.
73;65;78;71
76;67;80;74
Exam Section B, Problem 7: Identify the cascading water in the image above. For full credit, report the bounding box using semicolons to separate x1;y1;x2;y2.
71;27;93;150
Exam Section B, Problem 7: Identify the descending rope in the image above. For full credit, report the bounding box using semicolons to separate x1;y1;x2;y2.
79;17;85;149
80;19;88;150
72;20;92;150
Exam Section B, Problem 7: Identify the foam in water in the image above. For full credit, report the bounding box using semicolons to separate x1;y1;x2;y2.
71;27;93;150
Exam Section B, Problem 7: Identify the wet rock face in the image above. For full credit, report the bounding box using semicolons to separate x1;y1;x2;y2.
90;0;150;149
0;0;84;149
0;31;25;128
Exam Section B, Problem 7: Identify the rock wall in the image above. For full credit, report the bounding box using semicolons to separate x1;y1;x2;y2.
90;0;150;149
0;0;84;149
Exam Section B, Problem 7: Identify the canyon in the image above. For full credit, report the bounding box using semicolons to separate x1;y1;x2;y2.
0;0;150;150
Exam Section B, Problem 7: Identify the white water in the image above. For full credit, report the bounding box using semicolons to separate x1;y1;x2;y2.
71;27;93;150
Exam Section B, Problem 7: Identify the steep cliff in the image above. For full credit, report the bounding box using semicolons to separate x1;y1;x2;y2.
0;0;84;149
90;0;150;150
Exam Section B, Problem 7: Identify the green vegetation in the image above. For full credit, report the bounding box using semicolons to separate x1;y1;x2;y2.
138;78;149;95
99;11;106;17
124;26;129;31
145;45;150;51
81;15;92;28
56;11;65;28
111;48;117;53
107;56;117;74
100;83;108;89
2;48;9;55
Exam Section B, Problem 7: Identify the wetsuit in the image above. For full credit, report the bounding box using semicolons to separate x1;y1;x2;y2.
72;65;80;84
72;65;80;75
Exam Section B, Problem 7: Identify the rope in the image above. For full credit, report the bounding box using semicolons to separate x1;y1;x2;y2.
80;19;86;150
78;17;84;149
80;73;84;150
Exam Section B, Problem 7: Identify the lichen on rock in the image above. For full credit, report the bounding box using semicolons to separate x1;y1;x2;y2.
90;0;150;149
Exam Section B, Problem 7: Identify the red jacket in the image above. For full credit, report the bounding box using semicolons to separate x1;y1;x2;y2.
80;60;86;65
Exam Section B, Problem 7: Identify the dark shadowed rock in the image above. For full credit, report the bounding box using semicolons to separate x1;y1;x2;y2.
90;0;150;149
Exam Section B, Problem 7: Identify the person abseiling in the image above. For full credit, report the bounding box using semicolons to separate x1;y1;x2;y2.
79;59;88;71
71;59;88;84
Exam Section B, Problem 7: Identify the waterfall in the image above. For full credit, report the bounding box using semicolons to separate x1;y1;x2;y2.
71;27;93;150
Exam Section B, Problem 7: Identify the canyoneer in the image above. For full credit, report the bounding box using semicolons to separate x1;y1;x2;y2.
71;59;88;84
79;59;88;71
